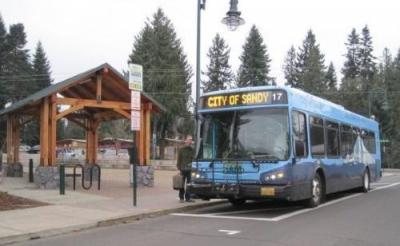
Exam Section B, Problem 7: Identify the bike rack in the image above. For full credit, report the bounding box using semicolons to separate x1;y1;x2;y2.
71;164;101;190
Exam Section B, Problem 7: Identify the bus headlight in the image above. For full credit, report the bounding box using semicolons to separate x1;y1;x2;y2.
191;171;205;179
264;171;285;182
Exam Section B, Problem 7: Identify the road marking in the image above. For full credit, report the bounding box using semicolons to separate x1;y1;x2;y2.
171;213;278;221
218;230;241;235
370;182;400;192
371;182;392;186
210;206;299;216
172;182;400;222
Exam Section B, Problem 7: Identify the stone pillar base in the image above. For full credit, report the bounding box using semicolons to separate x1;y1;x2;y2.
131;166;154;187
6;163;23;177
34;166;59;189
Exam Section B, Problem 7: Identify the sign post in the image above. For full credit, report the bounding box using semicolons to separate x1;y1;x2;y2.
129;63;143;207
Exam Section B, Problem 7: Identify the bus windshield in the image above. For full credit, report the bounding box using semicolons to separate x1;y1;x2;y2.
197;108;289;161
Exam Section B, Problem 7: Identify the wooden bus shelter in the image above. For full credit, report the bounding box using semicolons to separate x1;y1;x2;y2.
0;63;165;173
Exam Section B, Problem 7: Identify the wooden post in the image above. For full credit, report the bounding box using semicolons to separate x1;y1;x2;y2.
85;118;98;165
40;97;49;166
138;105;145;165
92;120;99;164
145;103;152;165
85;119;93;164
49;94;57;166
12;116;20;164
6;115;13;164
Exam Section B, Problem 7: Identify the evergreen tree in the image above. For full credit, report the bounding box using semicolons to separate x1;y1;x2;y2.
32;41;52;90
295;30;327;97
381;48;400;167
340;28;364;114
323;62;338;102
5;23;33;102
325;62;337;91
283;46;297;87
129;9;192;156
22;41;53;146
237;25;273;87
359;26;376;85
342;28;360;80
202;33;233;92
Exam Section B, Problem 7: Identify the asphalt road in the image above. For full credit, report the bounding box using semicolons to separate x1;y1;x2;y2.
15;173;400;246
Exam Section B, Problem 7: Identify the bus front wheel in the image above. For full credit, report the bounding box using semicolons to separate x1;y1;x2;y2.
305;173;323;208
228;198;246;207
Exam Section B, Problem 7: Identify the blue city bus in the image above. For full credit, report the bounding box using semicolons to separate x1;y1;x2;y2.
188;86;381;207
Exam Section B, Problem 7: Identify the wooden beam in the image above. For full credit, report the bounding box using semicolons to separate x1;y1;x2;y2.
75;84;96;99
87;79;123;102
56;104;84;120
65;116;88;130
56;98;131;110
113;108;130;120
101;77;130;101
96;73;102;103
101;78;130;101
20;115;36;126
93;111;116;121
61;78;92;93
60;88;82;99
40;97;49;166
49;94;57;166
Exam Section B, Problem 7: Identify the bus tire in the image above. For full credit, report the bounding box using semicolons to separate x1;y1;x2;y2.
304;173;323;208
228;198;246;207
360;169;370;193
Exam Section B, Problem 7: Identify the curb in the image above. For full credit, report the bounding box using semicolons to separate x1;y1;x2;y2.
0;200;225;245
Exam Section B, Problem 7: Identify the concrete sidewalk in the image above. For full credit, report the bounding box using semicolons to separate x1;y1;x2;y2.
0;169;219;245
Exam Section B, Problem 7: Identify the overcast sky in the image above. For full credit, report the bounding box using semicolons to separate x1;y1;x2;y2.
1;0;399;97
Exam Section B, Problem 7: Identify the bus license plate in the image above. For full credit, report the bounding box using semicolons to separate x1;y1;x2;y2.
261;187;275;196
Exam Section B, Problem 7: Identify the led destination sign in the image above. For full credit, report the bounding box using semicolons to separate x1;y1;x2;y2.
201;90;287;109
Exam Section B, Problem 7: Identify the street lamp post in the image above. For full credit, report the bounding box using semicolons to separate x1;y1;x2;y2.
195;0;245;143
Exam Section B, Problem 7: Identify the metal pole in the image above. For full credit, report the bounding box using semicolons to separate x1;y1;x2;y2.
60;165;65;195
132;131;137;207
195;0;202;143
29;159;34;183
368;91;371;117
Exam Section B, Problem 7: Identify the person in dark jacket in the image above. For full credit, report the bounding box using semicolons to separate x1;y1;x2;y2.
177;135;195;202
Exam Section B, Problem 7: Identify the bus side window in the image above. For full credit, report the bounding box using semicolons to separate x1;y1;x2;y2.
310;116;325;157
362;130;376;154
292;111;308;158
326;121;340;158
340;124;353;158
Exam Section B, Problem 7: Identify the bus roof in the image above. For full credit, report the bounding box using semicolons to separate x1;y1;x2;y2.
200;85;379;131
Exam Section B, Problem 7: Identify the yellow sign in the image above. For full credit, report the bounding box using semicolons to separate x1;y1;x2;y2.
260;187;275;196
202;90;287;109
129;63;143;91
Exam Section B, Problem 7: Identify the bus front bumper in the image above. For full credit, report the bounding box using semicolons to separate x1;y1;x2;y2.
187;182;294;201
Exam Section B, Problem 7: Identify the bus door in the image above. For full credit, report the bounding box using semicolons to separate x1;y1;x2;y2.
340;126;362;188
325;121;343;192
291;111;314;194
